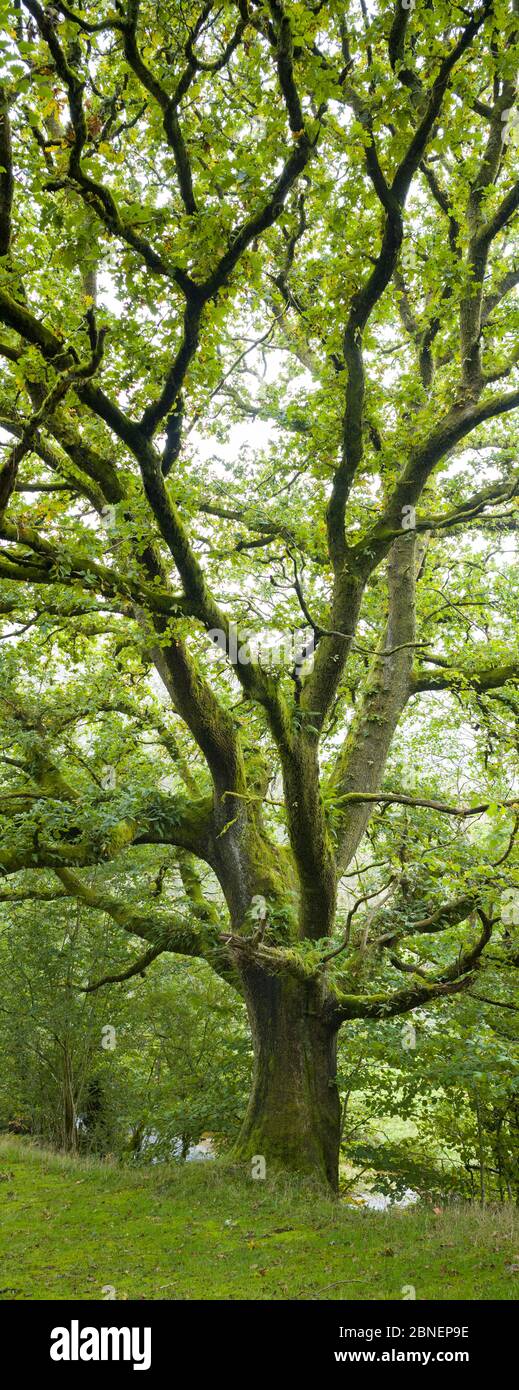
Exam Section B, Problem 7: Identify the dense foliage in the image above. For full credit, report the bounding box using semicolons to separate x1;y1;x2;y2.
0;894;250;1155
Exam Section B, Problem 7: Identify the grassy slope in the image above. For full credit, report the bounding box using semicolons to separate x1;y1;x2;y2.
0;1138;517;1301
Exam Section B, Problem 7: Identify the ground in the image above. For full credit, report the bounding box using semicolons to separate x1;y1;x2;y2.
0;1138;517;1301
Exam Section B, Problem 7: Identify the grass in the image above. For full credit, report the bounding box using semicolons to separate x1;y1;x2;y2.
0;1137;517;1301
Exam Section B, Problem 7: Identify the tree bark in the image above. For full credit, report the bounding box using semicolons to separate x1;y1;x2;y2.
62;1046;77;1154
233;964;341;1191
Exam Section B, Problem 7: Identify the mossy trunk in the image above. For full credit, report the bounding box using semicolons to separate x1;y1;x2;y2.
234;965;341;1191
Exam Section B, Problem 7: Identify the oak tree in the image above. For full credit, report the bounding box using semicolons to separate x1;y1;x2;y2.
0;0;518;1187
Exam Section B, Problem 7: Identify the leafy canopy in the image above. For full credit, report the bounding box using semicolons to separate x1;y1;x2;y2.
0;0;518;1025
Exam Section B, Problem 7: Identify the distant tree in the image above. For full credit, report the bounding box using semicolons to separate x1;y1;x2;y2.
0;899;249;1156
124;959;250;1158
0;895;128;1149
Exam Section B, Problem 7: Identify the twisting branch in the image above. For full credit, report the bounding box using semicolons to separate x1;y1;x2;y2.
79;941;168;992
0;328;107;515
330;910;494;1022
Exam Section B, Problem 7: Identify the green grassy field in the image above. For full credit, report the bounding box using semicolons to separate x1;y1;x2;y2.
0;1138;517;1301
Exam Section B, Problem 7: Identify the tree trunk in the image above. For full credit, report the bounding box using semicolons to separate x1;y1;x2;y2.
233;965;341;1191
62;1046;77;1154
